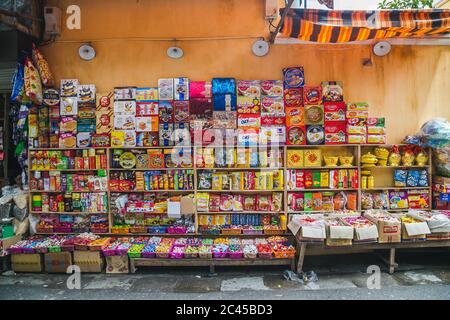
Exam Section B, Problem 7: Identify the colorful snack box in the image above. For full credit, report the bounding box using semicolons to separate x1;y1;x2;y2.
306;125;325;145
213;111;237;129
286;126;306;145
159;123;174;146
322;81;343;102
136;87;158;102
91;134;111;148
78;105;96;119
136;102;158;116
389;191;408;209
136;116;159;132
159;101;174;123
96;95;114;134
212;78;236;95
114;100;136;115
111;131;125;147
261;96;285;115
261;80;284;97
287;150;304;168
286;106;304;126
77;132;91;148
190;81;212;99
189;98;213;120
114;87;136;101
367;135;387;144
158;79;174;101
237;80;261;98
237;114;261;129
324;102;346;122
347;102;369;112
261;115;286;127
259;127;286;146
237;96;260;114
136;132;159;147
347;135;367;144
303;193;313;211
283;67;305;88
213;94;237;112
60;117;77;133
304;105;324;125
284;88;304;107
174;101;190;123
325;123;346;145
408;190;430;209
61;79;79;97
60;97;78;116
303;86;322;105
304;150;322;167
174;78;189;101
77;85;96;105
77;118;96;133
123;131;136;147
367;117;386;134
114;115;136;131
59;133;76;149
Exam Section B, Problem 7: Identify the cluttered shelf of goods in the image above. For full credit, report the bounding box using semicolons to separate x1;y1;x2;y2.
8;59;446;274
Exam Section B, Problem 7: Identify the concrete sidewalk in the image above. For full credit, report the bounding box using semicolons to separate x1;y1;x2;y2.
1;251;449;300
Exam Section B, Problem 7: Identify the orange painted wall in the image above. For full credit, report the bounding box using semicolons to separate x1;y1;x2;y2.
41;0;450;143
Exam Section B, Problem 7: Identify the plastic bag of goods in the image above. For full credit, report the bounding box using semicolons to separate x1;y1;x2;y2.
32;43;54;87
404;118;450;177
23;57;43;105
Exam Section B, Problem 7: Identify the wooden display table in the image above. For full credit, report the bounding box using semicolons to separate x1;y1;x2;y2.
130;257;296;274
296;239;450;274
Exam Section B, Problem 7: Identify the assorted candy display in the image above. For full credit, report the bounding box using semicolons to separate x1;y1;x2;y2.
27;66;392;149
196;147;284;168
288;191;357;212
196;192;283;213
197;170;284;191
36;215;108;234
8;235;296;260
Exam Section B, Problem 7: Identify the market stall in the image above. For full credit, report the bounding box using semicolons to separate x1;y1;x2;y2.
3;2;449;274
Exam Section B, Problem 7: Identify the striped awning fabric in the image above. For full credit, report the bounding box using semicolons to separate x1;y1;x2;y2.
279;8;450;43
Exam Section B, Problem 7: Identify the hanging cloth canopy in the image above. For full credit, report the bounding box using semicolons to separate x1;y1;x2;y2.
278;8;450;43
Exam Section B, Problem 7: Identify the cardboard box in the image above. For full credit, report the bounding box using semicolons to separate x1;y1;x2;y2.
0;235;21;254
326;219;354;246
12;254;43;273
401;222;430;241
44;252;73;273
181;195;195;215
365;215;401;243
73;251;104;273
106;255;129;274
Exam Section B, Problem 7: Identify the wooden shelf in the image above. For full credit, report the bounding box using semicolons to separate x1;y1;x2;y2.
362;187;430;191
197;167;283;171
109;168;194;171
30;169;106;172
31;211;108;215
110;190;194;193
288;188;359;192
197;211;283;215
197;189;283;193
30;190;108;193
287;166;358;170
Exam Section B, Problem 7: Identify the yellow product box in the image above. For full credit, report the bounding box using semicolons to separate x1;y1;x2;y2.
203;149;215;168
231;172;244;190
236;148;247;168
304;150;322;167
273;170;284;190
266;171;274;190
259;151;269;168
226;148;236;167
29;114;38;138
320;171;329;187
73;251;104;273
111;131;125;147
212;173;223;190
287;149;304;168
255;172;266;190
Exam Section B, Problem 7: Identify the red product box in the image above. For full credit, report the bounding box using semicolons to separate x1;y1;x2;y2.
304;171;313;189
303;86;323;105
325;122;347;145
286;126;306;145
324;102;346;123
296;170;305;189
174;101;190;123
284;88;304;107
261;115;286;127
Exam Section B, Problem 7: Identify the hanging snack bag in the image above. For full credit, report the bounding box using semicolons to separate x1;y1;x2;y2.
32;44;54;87
24;57;43;104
